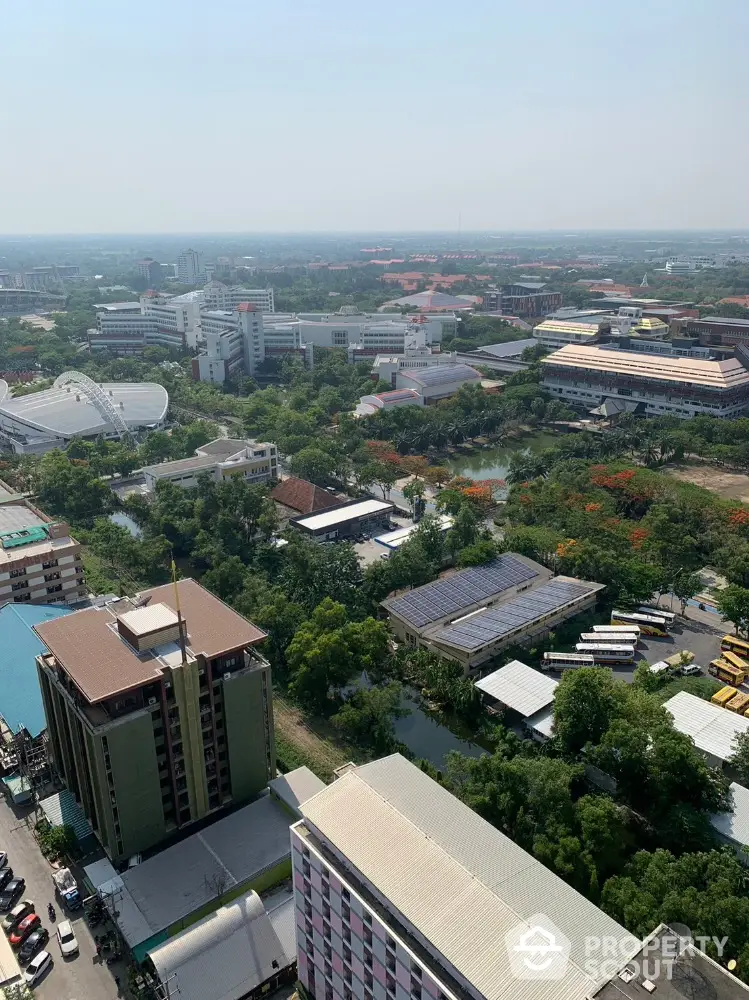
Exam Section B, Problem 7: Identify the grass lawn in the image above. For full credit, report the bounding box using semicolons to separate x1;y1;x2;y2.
273;695;366;782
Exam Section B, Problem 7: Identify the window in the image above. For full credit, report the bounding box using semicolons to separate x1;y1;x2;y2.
324;963;332;982
322;883;330;900
305;920;313;938
306;937;315;957
343;945;351;965
9;568;25;578
363;911;372;926
302;845;310;859
342;887;350;902
411;982;422;1000
365;972;374;991
302;859;311;878
324;942;332;961
323;921;331;942
386;953;395;973
411;961;422;978
323;901;330;921
386;935;396;951
321;865;329;879
304;901;312;919
344;987;353;1000
325;986;333;1000
342;902;350;923
364;927;372;947
343;925;351;944
387;974;396;996
364;948;373;969
344;966;352;985
304;879;311;899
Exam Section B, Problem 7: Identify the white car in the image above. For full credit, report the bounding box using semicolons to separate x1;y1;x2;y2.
56;920;78;957
24;949;52;986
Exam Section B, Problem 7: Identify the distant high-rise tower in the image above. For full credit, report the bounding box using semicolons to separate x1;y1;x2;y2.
640;273;649;287
177;248;205;286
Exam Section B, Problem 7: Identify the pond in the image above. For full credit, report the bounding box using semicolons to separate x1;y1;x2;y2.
108;512;143;539
446;430;560;481
394;689;486;770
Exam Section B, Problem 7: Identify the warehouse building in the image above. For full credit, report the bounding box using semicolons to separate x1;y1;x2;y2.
475;659;558;740
395;363;482;401
147;886;296;1000
541;344;749;419
290;497;394;542
664;691;749;768
383;555;604;670
710;782;749;864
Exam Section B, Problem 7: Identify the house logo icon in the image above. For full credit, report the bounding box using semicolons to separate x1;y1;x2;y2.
505;914;571;980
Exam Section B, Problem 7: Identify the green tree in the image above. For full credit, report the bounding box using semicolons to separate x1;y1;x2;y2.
553;668;619;756
402;478;426;514
729;730;749;788
331;683;407;752
290;447;337;485
717;584;749;636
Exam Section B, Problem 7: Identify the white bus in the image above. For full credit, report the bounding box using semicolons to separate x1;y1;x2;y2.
637;606;676;626
611;610;668;637
576;643;636;664
591;624;641;639
542;651;595;672
580;632;639;647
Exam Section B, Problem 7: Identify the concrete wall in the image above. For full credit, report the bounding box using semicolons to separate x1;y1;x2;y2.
223;667;274;802
106;712;165;859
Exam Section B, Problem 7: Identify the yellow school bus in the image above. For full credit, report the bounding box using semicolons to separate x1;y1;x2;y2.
709;658;746;687
721;635;749;660
728;692;749;714
712;686;738;707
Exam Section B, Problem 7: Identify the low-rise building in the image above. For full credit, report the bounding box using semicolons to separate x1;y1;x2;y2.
355;388;422;416
290;498;394;542
374;515;453;554
35;579;275;861
710;781;749;864
664;691;749;768
484;283;563;317
0;499;85;606
681;315;749;351
383;554;604;670
270;477;346;518
142;438;278;492
532;318;605;349
541;344;749;419
395;362;482;401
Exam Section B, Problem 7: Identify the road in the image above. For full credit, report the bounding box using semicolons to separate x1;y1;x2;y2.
0;797;121;1000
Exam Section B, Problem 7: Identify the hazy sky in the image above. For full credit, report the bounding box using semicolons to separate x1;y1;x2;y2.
3;0;748;233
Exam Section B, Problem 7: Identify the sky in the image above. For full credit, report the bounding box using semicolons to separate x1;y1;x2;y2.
2;0;748;234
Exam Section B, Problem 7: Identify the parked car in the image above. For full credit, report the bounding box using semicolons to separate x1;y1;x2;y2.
2;901;34;933
0;868;14;891
0;852;7;870
10;913;41;948
23;950;52;987
680;663;702;677
0;880;26;911
18;927;49;964
56;920;78;957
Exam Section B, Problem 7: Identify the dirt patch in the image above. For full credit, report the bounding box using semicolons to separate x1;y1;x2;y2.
663;463;749;503
273;696;358;782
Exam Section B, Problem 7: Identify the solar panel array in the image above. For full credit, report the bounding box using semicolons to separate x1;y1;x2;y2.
433;579;596;652
385;556;539;629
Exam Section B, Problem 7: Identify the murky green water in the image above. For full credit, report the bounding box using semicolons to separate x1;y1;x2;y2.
447;431;559;480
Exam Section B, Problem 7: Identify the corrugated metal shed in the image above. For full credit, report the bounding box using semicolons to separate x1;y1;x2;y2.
664;691;749;762
301;754;629;1000
710;782;749;849
295;499;392;532
475;660;558;717
148;888;296;1000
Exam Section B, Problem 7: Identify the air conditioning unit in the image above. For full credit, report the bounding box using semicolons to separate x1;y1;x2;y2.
148;697;157;706
224;672;232;681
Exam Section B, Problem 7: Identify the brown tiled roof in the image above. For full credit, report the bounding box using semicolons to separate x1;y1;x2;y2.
270;477;344;515
34;579;267;704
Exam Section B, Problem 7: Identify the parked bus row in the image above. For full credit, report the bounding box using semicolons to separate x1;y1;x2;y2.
711;685;749;715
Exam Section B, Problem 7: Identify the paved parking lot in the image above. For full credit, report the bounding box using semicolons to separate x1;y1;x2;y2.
605;610;724;684
0;797;121;1000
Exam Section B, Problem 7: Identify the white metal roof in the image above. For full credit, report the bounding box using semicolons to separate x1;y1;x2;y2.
664;691;749;761
269;765;326;816
475;660;558;717
295;498;392;532
147;888;296;1000
525;705;555;739
710;782;749;848
300;754;629;1000
375;514;453;550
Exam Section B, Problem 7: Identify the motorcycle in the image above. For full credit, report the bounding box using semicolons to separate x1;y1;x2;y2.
47;903;55;922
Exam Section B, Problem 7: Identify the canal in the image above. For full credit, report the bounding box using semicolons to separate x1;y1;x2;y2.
446;431;559;480
394;689;486;769
108;512;143;538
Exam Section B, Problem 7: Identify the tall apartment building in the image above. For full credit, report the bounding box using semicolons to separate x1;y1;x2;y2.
35;579;275;861
0;495;85;606
136;258;164;287
292;754;630;1000
177;248;205;286
203;281;275;313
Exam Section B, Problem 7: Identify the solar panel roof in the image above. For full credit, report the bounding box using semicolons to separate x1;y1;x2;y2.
433;579;597;652
384;556;539;629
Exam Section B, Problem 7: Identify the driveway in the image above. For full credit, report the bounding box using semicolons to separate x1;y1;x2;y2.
0;797;121;1000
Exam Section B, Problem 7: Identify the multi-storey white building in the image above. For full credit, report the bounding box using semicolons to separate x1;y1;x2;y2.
202;281;275;313
292;754;630;1000
194;304;267;383
141;438;278;491
177;248;205;285
89;293;202;354
0;495;85;606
